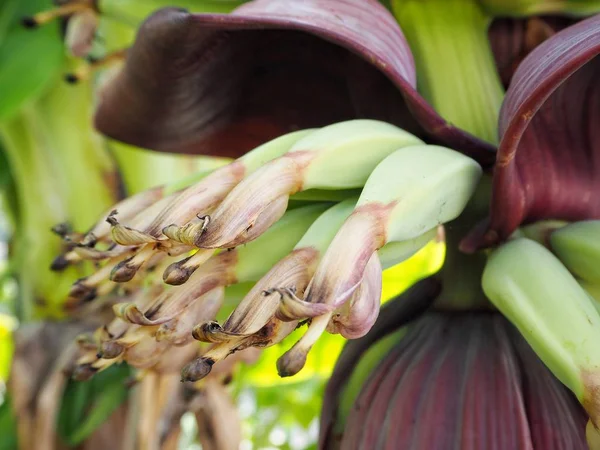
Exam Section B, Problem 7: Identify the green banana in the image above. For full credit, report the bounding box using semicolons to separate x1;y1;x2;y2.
189;119;423;249
274;144;479;376
482;237;600;427
66;129;316;296
115;128;315;245
550;220;600;284
303;145;480;312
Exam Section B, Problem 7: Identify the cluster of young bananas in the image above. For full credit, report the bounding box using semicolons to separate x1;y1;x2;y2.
482;221;600;432
52;119;482;382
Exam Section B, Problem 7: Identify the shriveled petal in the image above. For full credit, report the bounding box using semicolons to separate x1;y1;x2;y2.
113;251;236;325
155;287;224;345
208;248;318;338
464;14;600;250
274;287;334;322
193;155;306;248
109;212;158;246
145;161;246;238
94;1;495;165
71;244;125;261
277;253;382;377
82;186;164;245
109;243;160;282
182;318;296;382
305;207;387;307
162;249;215;285
326;253;382;339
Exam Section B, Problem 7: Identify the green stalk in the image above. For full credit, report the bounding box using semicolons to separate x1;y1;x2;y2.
392;0;504;144
434;175;492;310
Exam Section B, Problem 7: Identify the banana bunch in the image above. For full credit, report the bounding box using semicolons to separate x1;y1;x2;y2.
51;119;482;383
482;237;600;433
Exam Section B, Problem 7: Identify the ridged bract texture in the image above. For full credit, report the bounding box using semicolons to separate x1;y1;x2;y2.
465;13;600;249
327;312;587;450
94;0;495;164
488;17;576;88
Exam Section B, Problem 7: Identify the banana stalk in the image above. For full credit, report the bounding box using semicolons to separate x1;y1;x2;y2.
391;0;504;144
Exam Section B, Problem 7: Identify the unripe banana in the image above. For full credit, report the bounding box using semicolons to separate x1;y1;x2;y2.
100;130;316;285
482;237;600;427
273;145;479;377
192;120;423;249
114;129;315;245
304;145;481;314
550;220;600;284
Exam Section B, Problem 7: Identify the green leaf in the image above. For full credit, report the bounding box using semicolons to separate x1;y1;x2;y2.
0;141;13;189
58;363;131;446
0;395;18;450
0;0;63;121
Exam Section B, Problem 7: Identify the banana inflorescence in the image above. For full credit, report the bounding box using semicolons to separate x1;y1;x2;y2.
48;119;482;386
46;111;600;447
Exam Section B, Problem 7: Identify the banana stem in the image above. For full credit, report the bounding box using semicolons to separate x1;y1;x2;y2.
435;176;492;310
392;0;504;144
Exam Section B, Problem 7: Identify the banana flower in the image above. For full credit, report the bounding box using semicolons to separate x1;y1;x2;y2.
25;0;600;446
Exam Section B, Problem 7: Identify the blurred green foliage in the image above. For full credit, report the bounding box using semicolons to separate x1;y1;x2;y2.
0;394;18;450
58;363;132;446
0;0;63;120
